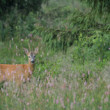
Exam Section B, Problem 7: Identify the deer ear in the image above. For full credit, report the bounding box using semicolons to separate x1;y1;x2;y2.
24;48;29;55
34;47;39;54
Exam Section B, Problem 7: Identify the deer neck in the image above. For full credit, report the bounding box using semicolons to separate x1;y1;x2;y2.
28;61;35;72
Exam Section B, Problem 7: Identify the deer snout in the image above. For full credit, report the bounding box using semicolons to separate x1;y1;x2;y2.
31;61;35;63
31;58;35;63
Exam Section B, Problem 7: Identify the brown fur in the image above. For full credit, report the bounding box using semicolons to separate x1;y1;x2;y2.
0;48;38;86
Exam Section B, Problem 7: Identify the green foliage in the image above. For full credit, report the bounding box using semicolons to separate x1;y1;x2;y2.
34;26;75;52
34;9;109;52
80;0;110;14
0;10;36;41
73;31;110;65
0;0;43;16
34;0;110;52
73;33;86;64
91;32;110;61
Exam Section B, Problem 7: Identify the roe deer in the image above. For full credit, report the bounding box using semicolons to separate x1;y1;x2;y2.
0;48;38;86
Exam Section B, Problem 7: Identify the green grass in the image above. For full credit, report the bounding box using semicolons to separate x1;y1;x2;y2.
0;37;110;110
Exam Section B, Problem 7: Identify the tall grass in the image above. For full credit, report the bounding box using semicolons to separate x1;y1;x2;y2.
0;60;110;110
0;36;110;109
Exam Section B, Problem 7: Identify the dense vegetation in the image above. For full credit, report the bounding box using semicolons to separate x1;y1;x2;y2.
80;0;110;14
0;0;44;16
0;0;110;110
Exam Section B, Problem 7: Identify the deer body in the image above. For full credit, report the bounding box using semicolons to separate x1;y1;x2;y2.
0;48;38;85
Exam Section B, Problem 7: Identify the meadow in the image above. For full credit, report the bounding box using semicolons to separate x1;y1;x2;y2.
0;0;110;110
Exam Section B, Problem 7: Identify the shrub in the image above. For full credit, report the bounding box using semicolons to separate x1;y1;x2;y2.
73;31;110;64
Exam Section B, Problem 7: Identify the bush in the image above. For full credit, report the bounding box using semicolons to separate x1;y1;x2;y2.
73;31;110;64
